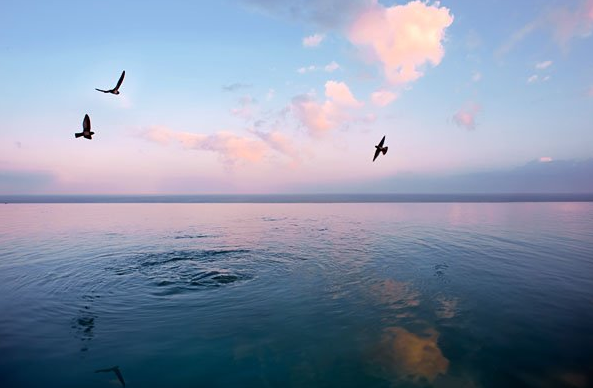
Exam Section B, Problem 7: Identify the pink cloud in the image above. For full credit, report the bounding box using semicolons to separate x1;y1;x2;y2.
348;0;453;85
141;126;267;164
589;86;593;97
371;89;397;107
539;156;553;163
452;102;481;130
303;33;325;47
291;81;363;134
325;80;363;107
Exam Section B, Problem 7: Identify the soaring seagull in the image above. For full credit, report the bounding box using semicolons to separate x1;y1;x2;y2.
95;366;126;387
74;114;94;140
95;70;125;95
373;135;388;162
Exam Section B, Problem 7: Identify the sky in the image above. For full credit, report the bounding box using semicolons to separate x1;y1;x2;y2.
0;0;592;194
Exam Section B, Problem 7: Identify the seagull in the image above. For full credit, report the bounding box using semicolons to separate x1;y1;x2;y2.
373;135;388;162
95;366;126;387
95;70;125;95
74;114;95;140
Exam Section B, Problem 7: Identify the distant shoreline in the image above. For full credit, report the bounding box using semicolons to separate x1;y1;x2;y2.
2;194;593;203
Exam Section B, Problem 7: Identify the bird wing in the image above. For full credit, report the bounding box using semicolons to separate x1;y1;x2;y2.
373;147;381;162
83;114;91;131
114;70;125;90
95;88;108;93
378;135;385;148
114;367;126;387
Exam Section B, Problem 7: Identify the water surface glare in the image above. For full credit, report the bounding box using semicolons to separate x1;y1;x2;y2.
1;203;592;387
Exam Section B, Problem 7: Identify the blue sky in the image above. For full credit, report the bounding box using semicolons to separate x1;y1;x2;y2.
1;0;592;193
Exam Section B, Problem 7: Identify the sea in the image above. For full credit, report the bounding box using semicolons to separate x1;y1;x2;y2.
0;195;592;388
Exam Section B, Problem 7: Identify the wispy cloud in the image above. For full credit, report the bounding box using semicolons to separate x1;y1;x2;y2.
222;83;252;92
348;0;454;85
535;60;553;70
298;61;340;74
452;102;481;130
140;126;268;164
241;0;371;29
371;89;397;107
539;156;553;163
527;74;550;84
231;95;257;120
302;33;325;47
324;61;340;72
472;71;482;82
497;0;593;55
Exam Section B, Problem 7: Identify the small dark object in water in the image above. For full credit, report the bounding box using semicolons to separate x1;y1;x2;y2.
95;366;126;387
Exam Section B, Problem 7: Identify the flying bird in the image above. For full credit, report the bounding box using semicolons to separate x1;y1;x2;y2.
373;135;388;162
95;70;125;95
74;114;95;140
95;366;126;387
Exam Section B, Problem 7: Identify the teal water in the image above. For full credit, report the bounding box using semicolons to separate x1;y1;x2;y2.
0;203;592;387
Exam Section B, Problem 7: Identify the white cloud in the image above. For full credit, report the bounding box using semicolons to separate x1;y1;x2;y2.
302;33;325;47
472;71;482;82
324;61;340;72
527;74;539;84
536;60;553;70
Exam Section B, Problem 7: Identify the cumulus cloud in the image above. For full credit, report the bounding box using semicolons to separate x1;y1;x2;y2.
371;89;397;107
536;60;553;70
348;0;454;85
140;126;268;164
291;80;363;135
452;102;481;130
303;33;325;47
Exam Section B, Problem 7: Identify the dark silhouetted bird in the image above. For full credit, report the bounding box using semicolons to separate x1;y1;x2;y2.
95;366;126;387
373;135;388;162
74;114;94;140
95;70;125;95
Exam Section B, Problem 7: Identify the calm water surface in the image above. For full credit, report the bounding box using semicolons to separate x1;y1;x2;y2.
1;203;592;387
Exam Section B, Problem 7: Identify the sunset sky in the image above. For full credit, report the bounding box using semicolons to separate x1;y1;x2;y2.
1;0;592;194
